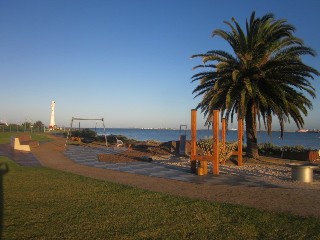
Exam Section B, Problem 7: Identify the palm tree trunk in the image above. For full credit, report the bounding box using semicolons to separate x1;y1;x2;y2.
245;105;259;159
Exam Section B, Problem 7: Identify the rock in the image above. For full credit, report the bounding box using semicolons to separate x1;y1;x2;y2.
140;156;153;162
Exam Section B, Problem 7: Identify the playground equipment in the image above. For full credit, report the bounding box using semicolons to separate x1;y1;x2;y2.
65;117;108;147
190;109;243;175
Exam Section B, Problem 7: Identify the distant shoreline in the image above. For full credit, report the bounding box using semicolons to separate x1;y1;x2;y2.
103;127;320;133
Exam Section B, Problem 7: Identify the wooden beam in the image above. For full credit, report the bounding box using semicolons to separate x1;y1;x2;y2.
212;110;219;174
190;109;197;172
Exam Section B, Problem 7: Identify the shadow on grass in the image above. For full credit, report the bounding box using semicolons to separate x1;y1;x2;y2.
0;163;9;240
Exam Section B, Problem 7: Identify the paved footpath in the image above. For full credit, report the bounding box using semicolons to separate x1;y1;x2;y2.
0;144;41;167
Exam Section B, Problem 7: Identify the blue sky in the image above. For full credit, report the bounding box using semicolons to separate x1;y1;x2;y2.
0;0;319;130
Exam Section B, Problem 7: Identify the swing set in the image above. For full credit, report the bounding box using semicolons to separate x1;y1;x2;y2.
65;117;108;147
190;109;243;175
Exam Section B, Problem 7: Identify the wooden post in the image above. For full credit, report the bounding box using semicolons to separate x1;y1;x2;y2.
212;110;219;174
221;118;226;165
190;109;197;173
202;161;208;174
238;119;243;166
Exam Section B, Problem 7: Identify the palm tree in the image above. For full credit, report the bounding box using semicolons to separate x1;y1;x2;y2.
191;12;319;159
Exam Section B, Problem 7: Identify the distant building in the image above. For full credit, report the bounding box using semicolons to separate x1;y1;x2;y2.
0;121;8;126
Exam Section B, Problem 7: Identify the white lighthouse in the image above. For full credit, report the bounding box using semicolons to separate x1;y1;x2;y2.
49;100;56;130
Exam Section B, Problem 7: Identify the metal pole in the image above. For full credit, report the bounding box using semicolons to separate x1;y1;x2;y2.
102;118;108;147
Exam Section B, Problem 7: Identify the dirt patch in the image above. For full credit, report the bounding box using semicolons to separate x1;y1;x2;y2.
98;141;172;163
98;149;153;163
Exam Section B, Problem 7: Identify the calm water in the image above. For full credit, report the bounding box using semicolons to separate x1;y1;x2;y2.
94;128;320;149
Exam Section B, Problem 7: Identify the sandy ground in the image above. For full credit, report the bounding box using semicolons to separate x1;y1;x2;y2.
31;136;320;218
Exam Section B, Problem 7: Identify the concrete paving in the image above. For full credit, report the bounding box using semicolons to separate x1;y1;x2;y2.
64;145;280;188
0;144;41;167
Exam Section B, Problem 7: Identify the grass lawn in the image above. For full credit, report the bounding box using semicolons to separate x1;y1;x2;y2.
0;132;53;144
0;157;319;239
1;132;320;239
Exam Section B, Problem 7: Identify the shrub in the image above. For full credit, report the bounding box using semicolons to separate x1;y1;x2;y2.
95;135;107;142
71;130;81;137
258;142;282;156
70;129;96;138
281;145;313;152
81;129;96;138
106;135;128;144
258;143;317;156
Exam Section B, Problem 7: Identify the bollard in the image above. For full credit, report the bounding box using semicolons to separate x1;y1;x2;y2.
288;164;319;183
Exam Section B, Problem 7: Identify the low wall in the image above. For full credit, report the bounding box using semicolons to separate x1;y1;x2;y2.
281;151;319;162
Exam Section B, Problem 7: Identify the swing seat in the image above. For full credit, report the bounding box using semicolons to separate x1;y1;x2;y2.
196;140;238;163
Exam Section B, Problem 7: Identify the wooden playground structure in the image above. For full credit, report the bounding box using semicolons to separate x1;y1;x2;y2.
190;109;244;175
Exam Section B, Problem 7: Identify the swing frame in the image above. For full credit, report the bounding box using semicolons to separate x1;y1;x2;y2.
65;117;108;147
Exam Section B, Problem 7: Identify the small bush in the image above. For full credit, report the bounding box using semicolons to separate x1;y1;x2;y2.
106;135;128;144
281;145;313;152
258;142;282;156
70;129;96;138
258;143;317;156
71;130;81;137
81;129;96;138
95;135;107;142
